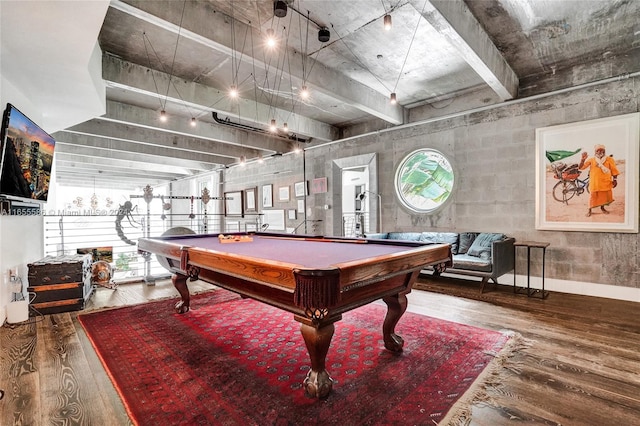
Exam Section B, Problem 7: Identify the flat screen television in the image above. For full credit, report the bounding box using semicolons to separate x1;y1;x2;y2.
0;103;55;203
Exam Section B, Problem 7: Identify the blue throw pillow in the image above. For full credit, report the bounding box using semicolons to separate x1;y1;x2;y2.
420;232;459;253
467;233;504;260
457;232;478;254
388;232;422;241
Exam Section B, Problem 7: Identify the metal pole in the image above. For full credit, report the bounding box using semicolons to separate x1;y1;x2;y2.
376;193;382;232
302;149;307;234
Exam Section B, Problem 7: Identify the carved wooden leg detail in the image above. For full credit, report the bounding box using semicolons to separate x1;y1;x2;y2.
299;322;335;399
382;293;408;352
171;273;191;313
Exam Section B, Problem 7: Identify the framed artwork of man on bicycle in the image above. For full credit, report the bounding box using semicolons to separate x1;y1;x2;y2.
535;112;639;233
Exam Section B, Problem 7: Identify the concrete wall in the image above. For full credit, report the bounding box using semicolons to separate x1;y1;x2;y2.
222;75;640;302
223;153;309;234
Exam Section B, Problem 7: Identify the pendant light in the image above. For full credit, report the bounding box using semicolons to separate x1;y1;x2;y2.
274;1;287;18
384;14;392;31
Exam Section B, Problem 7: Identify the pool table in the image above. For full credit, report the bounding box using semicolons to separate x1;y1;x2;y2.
138;232;452;399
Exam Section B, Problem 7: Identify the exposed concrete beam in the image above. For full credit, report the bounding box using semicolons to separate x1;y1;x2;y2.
109;0;403;125
103;56;334;145
100;98;291;156
55;131;228;167
54;141;218;172
417;0;518;100
55;167;174;182
54;176;161;191
53;145;192;190
57;122;245;163
55;171;176;188
55;172;166;188
55;160;186;180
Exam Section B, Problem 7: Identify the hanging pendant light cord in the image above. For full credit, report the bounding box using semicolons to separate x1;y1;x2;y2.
393;0;428;94
164;0;188;106
142;31;165;111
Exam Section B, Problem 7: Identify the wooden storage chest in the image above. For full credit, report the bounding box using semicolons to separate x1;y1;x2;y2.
27;254;94;315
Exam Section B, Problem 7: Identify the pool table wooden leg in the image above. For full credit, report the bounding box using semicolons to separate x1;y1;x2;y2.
382;292;408;352
299;321;335;399
171;273;191;314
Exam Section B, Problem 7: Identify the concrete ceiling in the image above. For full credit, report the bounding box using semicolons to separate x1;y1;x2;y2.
4;0;640;190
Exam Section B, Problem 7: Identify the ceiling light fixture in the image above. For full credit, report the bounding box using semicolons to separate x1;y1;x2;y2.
190;117;196;126
160;110;167;122
283;122;289;132
390;92;397;104
270;119;277;132
229;84;238;98
274;1;287;18
266;28;276;48
318;27;330;43
384;14;392;31
239;155;246;166
300;85;309;99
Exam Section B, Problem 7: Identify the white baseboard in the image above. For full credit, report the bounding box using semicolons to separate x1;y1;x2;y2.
511;273;640;303
427;271;640;303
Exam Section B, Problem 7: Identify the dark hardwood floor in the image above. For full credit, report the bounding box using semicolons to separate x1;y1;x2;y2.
1;275;639;425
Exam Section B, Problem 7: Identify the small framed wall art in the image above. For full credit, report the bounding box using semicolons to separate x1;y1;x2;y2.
244;187;257;213
279;186;290;201
224;191;244;217
311;177;328;194
262;184;273;208
294;181;307;197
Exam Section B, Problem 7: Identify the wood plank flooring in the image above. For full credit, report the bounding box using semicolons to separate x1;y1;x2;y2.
1;275;639;425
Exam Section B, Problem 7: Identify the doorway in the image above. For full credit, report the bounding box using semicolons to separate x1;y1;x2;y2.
342;167;370;237
331;153;379;237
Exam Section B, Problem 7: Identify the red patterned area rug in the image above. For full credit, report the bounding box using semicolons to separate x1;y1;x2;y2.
79;290;518;425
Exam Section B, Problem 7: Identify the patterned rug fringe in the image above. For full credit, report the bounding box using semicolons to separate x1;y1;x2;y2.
439;330;533;425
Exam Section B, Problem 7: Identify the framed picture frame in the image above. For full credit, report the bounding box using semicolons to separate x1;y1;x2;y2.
224;191;244;217
262;184;273;208
262;209;285;231
279;186;290;201
244;187;257;213
225;221;240;232
294;181;307;197
535;112;639;233
297;199;305;214
287;209;297;220
311;177;328;194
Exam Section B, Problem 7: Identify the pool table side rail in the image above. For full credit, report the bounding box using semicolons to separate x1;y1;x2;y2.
138;237;452;315
139;238;451;291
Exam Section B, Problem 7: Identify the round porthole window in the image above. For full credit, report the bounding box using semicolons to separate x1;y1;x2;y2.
394;149;455;213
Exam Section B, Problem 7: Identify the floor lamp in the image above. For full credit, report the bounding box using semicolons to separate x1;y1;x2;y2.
357;190;383;233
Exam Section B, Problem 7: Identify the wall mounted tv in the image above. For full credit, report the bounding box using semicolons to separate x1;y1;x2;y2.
0;103;55;204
